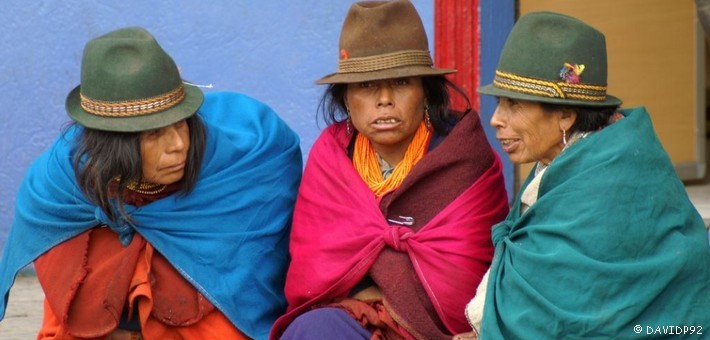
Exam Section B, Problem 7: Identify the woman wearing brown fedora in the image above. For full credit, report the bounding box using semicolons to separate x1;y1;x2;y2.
0;27;302;339
271;1;509;339
460;12;710;339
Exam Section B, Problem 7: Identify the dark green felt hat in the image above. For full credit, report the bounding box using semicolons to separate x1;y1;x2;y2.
478;12;621;107
66;27;203;132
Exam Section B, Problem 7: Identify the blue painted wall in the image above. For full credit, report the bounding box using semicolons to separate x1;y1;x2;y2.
0;0;436;252
480;0;515;195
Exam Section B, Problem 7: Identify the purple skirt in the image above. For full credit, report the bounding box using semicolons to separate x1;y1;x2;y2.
281;307;373;339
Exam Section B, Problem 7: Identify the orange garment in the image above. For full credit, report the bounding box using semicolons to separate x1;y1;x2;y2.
326;298;416;340
35;184;248;339
38;298;246;340
36;228;248;340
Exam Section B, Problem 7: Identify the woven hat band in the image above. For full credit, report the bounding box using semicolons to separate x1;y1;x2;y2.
338;50;432;74
493;70;608;102
80;84;186;117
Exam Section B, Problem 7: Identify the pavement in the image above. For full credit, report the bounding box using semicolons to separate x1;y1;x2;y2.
688;183;710;225
0;274;43;339
0;184;708;339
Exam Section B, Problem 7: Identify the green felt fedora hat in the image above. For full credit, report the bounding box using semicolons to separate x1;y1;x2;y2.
478;12;621;107
66;27;203;132
316;0;455;84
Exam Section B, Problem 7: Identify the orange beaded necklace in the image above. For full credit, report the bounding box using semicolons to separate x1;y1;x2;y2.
353;122;431;197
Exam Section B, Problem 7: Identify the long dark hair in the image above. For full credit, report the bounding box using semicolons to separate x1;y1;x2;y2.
540;102;620;133
71;114;206;222
317;75;471;136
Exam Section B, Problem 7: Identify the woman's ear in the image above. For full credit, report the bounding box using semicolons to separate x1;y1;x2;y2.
559;109;577;131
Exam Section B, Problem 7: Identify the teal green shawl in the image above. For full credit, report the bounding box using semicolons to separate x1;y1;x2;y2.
481;107;710;338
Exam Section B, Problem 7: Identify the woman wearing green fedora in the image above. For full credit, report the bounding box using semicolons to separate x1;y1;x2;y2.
0;28;302;339
460;12;710;339
271;1;509;339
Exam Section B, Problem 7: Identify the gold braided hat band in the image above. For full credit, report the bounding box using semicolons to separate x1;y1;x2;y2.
493;70;607;102
80;84;186;117
338;50;433;74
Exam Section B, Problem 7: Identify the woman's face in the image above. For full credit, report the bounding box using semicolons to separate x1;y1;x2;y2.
345;76;426;163
140;119;190;185
490;97;574;165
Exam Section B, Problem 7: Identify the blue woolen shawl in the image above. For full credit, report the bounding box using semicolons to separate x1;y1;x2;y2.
0;92;302;340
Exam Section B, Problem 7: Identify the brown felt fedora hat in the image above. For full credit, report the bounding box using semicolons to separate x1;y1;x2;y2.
66;27;204;132
316;0;455;84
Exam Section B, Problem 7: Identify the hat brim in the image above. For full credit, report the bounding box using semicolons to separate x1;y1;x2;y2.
65;83;204;132
316;65;456;84
478;83;622;107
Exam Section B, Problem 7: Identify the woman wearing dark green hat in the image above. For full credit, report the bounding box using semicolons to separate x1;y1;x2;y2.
0;27;302;339
458;11;710;339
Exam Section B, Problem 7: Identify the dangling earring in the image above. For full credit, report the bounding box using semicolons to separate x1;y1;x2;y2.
562;129;567;146
424;105;432;131
345;106;353;136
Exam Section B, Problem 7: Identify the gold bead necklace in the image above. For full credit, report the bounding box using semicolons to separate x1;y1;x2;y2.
125;180;167;195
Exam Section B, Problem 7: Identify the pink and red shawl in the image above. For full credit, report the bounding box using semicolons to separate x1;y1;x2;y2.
272;114;508;338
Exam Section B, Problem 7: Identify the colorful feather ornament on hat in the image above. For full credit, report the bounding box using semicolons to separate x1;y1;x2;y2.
559;63;585;84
